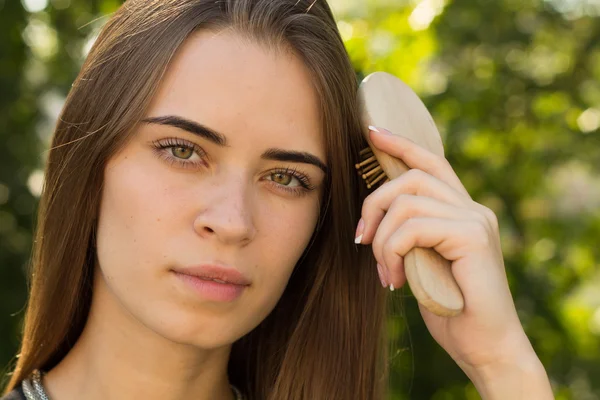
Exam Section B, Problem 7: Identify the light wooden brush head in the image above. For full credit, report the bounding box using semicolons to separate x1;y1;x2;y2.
357;71;464;317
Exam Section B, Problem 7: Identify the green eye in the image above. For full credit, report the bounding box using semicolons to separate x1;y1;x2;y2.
172;146;193;159
151;137;206;170
272;172;293;186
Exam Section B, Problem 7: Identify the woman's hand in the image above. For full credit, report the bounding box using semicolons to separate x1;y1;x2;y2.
355;126;553;398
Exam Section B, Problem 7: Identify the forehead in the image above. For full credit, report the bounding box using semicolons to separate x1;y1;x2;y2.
146;29;325;159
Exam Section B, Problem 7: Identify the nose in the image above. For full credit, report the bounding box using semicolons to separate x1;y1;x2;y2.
193;174;257;246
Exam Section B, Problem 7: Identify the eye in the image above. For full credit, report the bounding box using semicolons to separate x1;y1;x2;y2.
150;137;206;169
171;146;194;159
266;167;315;196
271;171;298;186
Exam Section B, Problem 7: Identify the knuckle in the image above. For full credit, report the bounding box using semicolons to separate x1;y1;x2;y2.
402;169;427;192
406;168;426;181
483;207;499;228
404;217;421;231
389;193;415;213
471;209;489;227
474;202;499;229
371;230;383;251
382;238;396;258
361;193;375;215
469;220;490;247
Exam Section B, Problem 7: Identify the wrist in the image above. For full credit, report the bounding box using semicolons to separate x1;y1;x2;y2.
459;351;554;400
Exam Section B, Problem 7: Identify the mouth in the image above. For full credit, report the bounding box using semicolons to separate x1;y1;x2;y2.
172;263;252;286
172;270;248;302
199;277;229;284
170;263;251;302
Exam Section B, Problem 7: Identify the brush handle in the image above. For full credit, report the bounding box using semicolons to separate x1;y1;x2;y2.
359;72;464;317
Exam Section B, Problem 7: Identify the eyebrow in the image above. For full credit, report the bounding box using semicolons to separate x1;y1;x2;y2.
141;115;329;174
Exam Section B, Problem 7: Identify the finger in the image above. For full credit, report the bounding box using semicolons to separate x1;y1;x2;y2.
370;197;475;288
383;256;406;291
381;217;491;275
359;168;470;244
370;195;476;271
368;127;470;198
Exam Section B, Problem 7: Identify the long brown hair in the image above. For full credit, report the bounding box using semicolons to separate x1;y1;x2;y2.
4;0;389;398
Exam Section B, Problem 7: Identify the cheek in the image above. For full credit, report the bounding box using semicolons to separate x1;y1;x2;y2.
238;197;320;329
95;155;180;282
258;197;320;276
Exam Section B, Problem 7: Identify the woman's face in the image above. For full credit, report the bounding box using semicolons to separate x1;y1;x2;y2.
95;29;327;348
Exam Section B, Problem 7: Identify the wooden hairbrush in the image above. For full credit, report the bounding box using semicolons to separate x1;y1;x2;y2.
357;72;464;317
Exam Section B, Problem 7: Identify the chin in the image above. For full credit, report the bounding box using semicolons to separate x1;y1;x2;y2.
139;306;246;349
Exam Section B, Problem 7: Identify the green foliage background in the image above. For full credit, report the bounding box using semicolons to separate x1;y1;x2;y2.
1;0;599;398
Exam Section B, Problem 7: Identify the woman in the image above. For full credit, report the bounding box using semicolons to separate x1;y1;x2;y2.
2;0;553;399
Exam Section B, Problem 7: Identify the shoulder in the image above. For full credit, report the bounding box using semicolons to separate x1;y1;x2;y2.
0;385;25;400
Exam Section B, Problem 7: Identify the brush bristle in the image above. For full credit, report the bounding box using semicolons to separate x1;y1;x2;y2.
355;147;390;189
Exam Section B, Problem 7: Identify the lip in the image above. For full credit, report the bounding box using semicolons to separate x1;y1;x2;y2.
171;264;251;302
172;264;252;286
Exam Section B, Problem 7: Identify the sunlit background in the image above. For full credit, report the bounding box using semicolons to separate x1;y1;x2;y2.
1;0;599;398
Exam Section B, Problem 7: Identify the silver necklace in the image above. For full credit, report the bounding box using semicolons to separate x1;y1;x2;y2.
22;369;244;400
21;370;48;400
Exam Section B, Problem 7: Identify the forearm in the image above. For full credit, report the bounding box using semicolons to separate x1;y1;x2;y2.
460;355;554;400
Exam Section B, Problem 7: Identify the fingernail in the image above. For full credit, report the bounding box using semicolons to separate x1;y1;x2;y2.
376;263;388;288
368;125;392;135
354;218;364;244
389;283;395;292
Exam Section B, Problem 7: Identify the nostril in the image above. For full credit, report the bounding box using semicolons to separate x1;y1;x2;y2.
204;227;215;233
